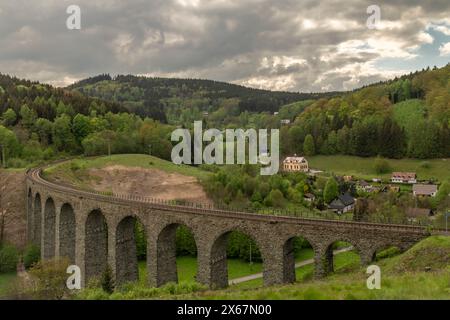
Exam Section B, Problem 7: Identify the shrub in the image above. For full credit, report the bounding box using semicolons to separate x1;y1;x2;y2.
101;265;115;294
28;258;70;299
420;161;431;169
6;157;27;168
0;243;19;273
23;244;40;269
374;157;391;174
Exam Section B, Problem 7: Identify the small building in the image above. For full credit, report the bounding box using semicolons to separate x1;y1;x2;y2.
303;193;316;203
405;207;433;222
372;178;382;183
413;184;438;197
280;119;291;125
389;185;400;193
357;180;373;193
391;172;417;184
283;155;309;172
343;175;353;182
328;194;355;214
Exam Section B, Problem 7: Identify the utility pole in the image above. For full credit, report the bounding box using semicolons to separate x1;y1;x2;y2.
148;144;152;156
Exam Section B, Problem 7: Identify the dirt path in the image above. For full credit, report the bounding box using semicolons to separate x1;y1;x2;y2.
228;247;354;285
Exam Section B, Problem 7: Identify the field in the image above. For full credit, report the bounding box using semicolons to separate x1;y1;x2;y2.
308;155;450;182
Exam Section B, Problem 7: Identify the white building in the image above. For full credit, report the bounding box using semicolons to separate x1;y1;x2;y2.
283;156;309;172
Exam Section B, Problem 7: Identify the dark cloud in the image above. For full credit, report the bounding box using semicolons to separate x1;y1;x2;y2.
0;0;449;90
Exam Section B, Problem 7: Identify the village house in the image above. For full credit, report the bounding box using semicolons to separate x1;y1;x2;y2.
405;207;433;222
328;193;355;214
413;184;438;197
343;175;353;182
280;119;291;125
391;172;417;184
282;155;309;172
357;180;373;193
303;193;316;203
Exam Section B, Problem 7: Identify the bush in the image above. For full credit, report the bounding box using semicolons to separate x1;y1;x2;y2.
420;161;431;169
6;157;27;168
70;160;85;171
374;157;391;174
101;265;115;294
23;244;40;269
27;258;71;299
0;243;19;273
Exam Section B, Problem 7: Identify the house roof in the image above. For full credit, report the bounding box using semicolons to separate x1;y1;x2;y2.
329;193;355;209
359;180;371;187
392;172;416;179
405;207;431;218
338;193;355;206
283;156;307;164
413;184;438;195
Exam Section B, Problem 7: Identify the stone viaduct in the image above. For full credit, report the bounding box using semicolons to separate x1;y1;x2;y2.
26;166;430;289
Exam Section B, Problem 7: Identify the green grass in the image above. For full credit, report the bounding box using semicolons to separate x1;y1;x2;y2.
135;248;315;287
43;154;212;187
0;272;17;297
308;155;450;182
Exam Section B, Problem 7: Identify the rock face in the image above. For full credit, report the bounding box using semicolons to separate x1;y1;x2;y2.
0;170;26;248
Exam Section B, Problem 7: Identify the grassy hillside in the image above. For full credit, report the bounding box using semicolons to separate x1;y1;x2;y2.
43;154;212;185
308;155;450;182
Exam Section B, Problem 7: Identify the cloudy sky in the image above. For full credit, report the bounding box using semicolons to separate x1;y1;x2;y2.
1;0;449;92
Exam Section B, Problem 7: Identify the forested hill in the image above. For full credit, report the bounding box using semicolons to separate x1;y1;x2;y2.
281;64;450;159
0;74;125;121
68;74;339;122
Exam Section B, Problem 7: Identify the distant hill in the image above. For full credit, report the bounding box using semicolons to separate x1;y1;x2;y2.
68;74;340;122
281;64;450;159
0;73;125;121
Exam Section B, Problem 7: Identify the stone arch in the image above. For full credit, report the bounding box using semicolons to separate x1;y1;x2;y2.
33;193;42;246
59;203;76;263
85;209;108;283
27;188;32;242
282;234;316;284
370;243;403;262
43;197;56;259
322;237;362;275
153;222;198;287
208;227;265;289
115;215;146;285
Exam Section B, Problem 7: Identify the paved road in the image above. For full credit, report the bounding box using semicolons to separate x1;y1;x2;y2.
228;247;354;285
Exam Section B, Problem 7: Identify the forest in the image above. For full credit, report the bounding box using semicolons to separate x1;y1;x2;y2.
0;64;449;169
